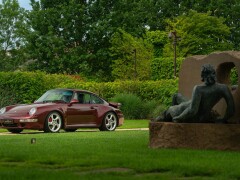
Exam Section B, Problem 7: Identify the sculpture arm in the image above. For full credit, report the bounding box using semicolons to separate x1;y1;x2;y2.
173;86;201;122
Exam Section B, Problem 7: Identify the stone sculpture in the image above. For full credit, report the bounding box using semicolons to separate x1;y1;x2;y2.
156;64;235;123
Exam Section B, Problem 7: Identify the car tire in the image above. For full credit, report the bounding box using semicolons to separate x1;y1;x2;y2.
99;112;118;131
44;111;62;133
7;129;23;133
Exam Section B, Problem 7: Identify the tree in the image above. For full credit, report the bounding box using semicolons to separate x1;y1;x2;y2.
0;0;28;71
26;0;156;80
110;29;153;80
145;30;168;57
23;0;240;81
25;0;89;74
143;0;240;51
76;0;154;80
164;10;233;57
206;0;240;50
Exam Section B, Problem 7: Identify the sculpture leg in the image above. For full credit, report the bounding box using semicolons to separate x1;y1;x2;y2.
172;93;188;105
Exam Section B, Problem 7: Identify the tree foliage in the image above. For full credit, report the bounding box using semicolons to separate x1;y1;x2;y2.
110;29;153;80
145;30;168;57
164;10;233;57
26;0;89;74
0;0;28;71
1;0;240;81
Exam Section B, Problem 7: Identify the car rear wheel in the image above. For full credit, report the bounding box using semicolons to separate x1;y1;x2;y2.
7;129;23;133
99;112;117;131
44;112;62;133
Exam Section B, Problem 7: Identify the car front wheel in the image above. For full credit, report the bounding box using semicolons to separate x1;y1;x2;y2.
44;112;62;133
99;112;118;131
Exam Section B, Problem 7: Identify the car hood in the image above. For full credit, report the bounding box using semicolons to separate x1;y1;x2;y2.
3;103;59;116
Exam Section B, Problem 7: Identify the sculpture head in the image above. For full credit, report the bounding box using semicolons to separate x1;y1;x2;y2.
201;64;216;86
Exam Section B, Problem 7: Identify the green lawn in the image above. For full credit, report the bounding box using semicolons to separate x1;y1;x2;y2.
118;119;149;129
0;123;240;179
0;119;149;133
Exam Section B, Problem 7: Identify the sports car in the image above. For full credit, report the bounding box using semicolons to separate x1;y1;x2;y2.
0;89;124;133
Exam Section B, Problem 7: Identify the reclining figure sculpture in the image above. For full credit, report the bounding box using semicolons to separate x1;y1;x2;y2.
156;64;235;123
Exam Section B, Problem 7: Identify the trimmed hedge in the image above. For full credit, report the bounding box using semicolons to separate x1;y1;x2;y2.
0;71;80;104
61;79;178;106
0;71;178;107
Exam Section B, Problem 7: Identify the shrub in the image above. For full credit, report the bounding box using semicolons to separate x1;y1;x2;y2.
151;104;168;119
140;100;159;119
110;94;142;119
111;94;165;119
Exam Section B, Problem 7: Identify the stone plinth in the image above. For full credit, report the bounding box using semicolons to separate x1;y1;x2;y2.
149;122;240;151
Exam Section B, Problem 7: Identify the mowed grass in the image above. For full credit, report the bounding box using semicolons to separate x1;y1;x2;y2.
0;120;240;179
0;119;149;133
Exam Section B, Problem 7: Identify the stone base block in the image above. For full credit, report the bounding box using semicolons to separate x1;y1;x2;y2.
149;122;240;151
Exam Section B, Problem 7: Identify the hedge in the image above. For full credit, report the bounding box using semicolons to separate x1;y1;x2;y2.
0;71;80;104
0;71;178;106
151;57;184;80
59;79;178;106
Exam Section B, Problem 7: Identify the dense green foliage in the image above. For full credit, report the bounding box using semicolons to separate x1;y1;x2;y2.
146;30;168;57
0;71;80;104
0;131;240;179
0;72;178;108
230;67;238;85
0;0;28;71
164;10;233;57
61;79;178;106
0;0;238;81
110;94;159;119
151;57;184;80
110;29;154;80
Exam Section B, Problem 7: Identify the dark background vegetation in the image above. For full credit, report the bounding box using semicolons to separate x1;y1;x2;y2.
0;0;239;118
0;0;238;81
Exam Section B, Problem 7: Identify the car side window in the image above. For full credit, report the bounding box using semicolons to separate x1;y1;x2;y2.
83;93;91;104
91;95;104;104
76;93;90;104
76;93;91;104
76;92;104;104
77;93;84;104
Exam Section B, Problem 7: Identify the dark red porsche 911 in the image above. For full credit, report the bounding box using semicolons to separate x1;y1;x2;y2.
0;89;124;133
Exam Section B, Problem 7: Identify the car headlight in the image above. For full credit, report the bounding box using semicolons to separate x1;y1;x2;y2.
29;107;37;116
0;107;6;114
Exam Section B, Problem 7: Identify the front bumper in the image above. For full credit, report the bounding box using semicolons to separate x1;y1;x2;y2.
0;117;41;130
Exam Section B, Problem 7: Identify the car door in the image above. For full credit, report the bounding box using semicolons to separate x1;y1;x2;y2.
66;92;98;126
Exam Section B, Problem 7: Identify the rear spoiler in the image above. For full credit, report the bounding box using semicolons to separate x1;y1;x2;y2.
109;102;121;109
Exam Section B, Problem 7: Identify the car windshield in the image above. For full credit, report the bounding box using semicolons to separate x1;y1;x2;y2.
35;89;73;103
